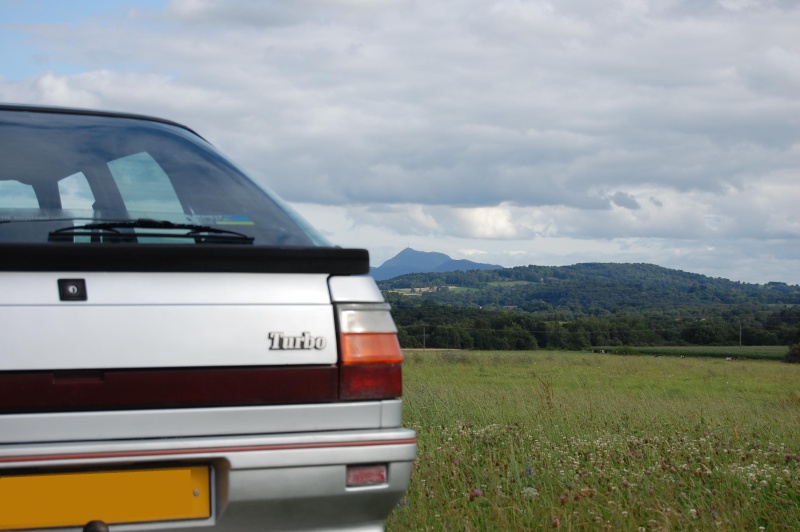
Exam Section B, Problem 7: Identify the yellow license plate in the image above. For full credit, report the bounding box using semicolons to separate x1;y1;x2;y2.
0;466;210;530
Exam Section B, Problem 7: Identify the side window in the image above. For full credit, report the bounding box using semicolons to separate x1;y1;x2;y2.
58;172;95;211
0;180;38;209
107;152;184;215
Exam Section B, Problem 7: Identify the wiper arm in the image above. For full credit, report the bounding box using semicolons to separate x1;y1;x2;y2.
48;218;255;244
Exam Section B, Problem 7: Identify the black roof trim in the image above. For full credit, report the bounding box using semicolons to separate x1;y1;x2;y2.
0;103;202;139
0;244;369;275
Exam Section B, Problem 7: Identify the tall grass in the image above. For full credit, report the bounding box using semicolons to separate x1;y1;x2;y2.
387;351;800;531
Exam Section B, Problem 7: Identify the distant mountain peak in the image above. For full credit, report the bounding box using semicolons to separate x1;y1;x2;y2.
370;248;503;281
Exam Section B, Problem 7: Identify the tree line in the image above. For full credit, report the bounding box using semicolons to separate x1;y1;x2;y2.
379;262;800;352
387;297;800;351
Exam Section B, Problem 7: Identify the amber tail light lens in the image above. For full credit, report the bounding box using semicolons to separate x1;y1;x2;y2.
337;304;403;401
341;333;403;365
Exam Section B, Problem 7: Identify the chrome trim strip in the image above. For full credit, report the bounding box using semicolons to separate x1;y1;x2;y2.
0;436;417;465
0;428;417;470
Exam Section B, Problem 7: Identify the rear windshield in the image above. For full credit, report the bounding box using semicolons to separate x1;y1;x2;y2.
0;108;328;247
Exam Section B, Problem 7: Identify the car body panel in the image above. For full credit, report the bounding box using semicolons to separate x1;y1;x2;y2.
0;401;404;445
0;272;338;370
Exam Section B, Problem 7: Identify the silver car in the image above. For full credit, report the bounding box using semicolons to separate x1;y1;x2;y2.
0;105;415;531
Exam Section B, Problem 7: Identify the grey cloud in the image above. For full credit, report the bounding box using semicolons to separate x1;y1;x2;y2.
610;192;640;210
18;0;797;210
2;0;799;283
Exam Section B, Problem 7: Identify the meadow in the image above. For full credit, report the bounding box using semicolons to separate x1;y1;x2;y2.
602;345;788;361
386;350;800;531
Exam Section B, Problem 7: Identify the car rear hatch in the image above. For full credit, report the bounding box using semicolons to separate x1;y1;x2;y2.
0;245;397;414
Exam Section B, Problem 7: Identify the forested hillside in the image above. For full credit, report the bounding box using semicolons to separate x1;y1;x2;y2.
378;263;800;350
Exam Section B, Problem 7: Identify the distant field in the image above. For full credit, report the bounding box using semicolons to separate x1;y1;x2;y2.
387;286;478;295
598;345;788;360
486;280;533;287
447;286;479;293
387;350;800;531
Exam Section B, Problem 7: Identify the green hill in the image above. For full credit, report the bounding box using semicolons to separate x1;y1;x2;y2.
378;263;800;351
379;262;800;312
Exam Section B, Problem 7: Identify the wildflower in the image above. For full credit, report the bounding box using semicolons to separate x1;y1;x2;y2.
522;487;539;499
472;489;483;497
689;509;697;518
552;518;560;528
622;479;629;488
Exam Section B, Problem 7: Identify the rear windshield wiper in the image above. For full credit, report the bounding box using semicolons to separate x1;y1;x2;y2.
48;218;255;244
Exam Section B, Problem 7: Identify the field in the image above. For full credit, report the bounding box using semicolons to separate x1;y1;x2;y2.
386;350;800;531
598;345;788;361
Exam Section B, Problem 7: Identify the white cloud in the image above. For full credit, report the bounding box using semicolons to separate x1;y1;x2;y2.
458;248;488;256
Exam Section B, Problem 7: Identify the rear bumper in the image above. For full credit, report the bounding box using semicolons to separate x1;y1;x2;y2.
0;428;416;531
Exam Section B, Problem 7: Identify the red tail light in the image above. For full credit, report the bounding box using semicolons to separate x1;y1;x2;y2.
337;304;403;401
346;464;387;487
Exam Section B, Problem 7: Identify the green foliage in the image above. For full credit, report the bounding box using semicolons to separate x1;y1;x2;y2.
387;351;800;531
381;264;800;351
787;343;800;364
608;345;786;360
379;263;800;312
389;301;799;351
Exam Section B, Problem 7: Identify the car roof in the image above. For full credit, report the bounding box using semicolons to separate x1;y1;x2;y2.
0;103;204;140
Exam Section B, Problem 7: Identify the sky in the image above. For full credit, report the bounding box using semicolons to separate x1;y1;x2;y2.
1;0;798;284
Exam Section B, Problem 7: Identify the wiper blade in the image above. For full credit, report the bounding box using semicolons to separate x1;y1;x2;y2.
48;218;255;244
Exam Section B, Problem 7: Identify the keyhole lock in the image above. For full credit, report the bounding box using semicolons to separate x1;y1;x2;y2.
58;279;88;301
